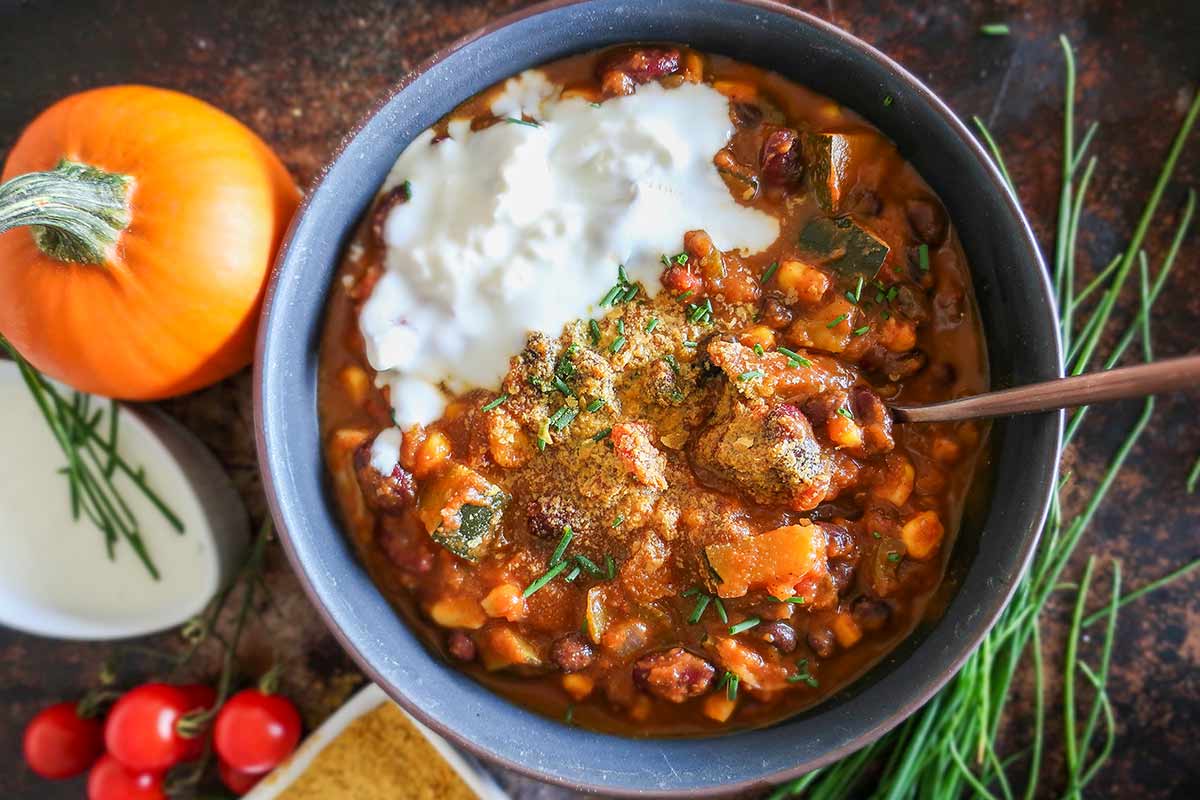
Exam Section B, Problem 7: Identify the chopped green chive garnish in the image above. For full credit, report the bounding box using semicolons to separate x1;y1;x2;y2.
761;261;780;284
504;116;541;128
886;285;899;302
980;23;1010;36
738;370;764;382
875;291;886;304
776;347;813;367
565;703;576;724
836;407;854;420
753;343;765;357
883;95;894;107
786;595;807;605
481;394;508;412
728;617;761;635
551;526;574;565
663;354;681;374
616;319;625;336
575;554;604;577
683;340;698;348
882;310;891;320
605;554;616;580
688;593;712;624
586;398;605;413
661;254;672;268
718;670;740;701
611;515;624;527
853;325;871;336
609;335;627;354
591;426;612;442
549;406;578;431
788;658;819;687
618;264;629;284
536;418;550;450
600;284;623;307
674;252;689;265
826;313;849;329
552;375;574;397
621;284;639;303
918;243;931;272
853;275;864;303
872;530;883;539
676;289;694;301
589;319;602;345
713;596;729;624
681;586;702;598
887;551;902;562
565;565;582;582
646;317;659;333
523;559;571;597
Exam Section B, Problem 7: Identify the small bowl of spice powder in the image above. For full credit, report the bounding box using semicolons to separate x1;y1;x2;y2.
246;683;509;800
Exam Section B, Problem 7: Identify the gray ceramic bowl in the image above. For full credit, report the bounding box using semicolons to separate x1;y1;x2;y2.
254;0;1062;794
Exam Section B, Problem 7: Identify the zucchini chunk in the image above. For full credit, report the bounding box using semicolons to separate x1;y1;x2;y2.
802;130;877;213
798;215;889;279
417;463;507;560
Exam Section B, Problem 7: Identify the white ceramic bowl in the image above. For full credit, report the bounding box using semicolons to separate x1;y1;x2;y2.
0;361;248;640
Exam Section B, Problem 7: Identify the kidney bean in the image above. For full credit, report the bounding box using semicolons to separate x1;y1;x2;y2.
760;127;805;188
905;197;948;246
447;631;477;662
632;648;716;703
551;633;595;673
757;621;798;653
354;438;415;511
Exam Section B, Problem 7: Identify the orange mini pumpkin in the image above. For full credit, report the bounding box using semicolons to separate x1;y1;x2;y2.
0;85;301;399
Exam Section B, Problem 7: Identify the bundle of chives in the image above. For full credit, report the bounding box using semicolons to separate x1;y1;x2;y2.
771;36;1199;799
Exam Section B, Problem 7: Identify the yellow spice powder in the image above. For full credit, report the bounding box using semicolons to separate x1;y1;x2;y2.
277;702;479;800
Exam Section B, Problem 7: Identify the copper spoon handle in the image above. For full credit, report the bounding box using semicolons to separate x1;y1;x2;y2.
890;354;1200;424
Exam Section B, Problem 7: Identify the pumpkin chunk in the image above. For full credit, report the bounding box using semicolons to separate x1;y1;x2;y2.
802;131;879;213
705;523;828;598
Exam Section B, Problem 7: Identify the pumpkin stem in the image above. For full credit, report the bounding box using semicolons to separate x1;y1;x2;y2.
0;159;133;265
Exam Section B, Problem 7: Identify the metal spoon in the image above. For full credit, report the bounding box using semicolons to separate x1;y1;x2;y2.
889;354;1200;423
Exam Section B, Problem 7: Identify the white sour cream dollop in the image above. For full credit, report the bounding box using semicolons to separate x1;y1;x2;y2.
359;71;780;430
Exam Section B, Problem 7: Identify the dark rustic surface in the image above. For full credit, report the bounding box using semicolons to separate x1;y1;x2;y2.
1;1;1197;798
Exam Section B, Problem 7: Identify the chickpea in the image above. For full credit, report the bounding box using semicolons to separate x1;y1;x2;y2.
339;365;371;407
931;436;962;464
879;315;918;353
487;410;532;468
712;80;757;102
560;85;602;103
872;454;915;507
629;695;654;722
831;612;863;649
900;510;944;560
413;430;452;478
562;673;595;701
481;583;528;622
775;258;829;304
827;415;864;449
429;597;486;630
702;693;738;723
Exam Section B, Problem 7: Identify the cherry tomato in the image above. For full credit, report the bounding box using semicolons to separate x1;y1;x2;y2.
87;753;165;800
214;689;301;774
104;683;192;772
219;759;263;795
22;701;104;779
178;684;217;761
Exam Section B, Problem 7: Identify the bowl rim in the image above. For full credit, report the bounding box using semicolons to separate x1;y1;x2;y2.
254;0;1064;794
